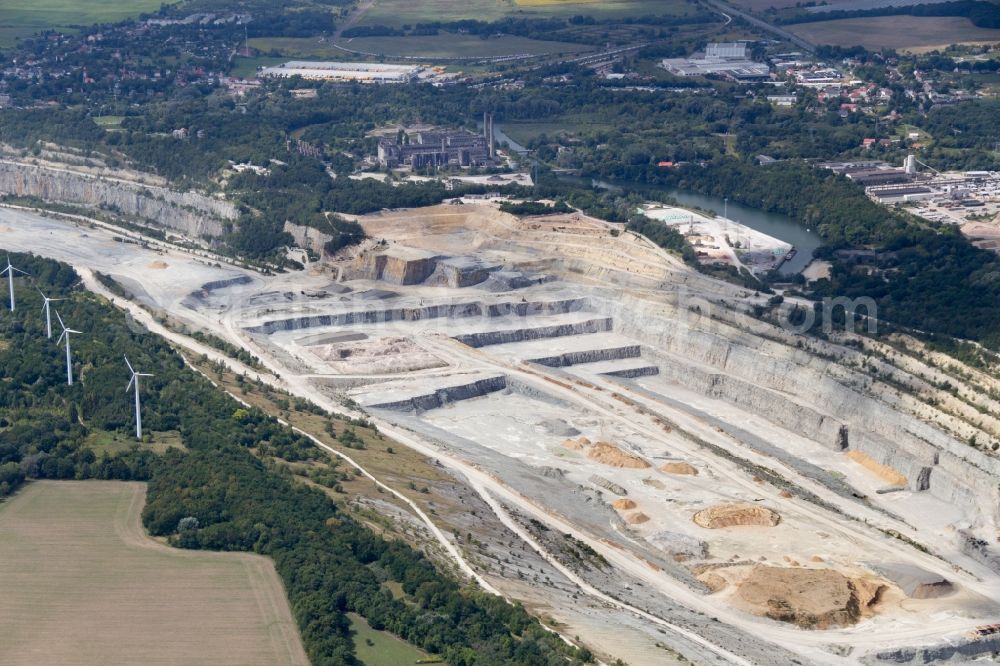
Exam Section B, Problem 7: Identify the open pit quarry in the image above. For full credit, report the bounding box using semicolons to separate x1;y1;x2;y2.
4;198;1000;665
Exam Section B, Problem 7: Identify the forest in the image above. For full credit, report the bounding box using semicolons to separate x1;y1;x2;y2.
0;250;592;666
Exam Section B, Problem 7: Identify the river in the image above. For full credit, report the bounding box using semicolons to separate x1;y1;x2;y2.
559;175;822;275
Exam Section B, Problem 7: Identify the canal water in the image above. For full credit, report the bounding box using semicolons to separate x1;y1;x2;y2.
564;176;822;274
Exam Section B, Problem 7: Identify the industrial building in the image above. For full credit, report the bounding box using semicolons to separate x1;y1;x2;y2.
659;42;769;81
259;61;421;83
377;114;496;169
706;42;748;59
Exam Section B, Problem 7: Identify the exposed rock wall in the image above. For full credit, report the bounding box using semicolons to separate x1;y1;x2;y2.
369;376;507;412
851;433;933;491
866;635;1000;664
601;366;660;379
248;297;592;334
531;345;641;368
453;317;613;348
613;299;1000;529
283;221;332;255
649;349;848;451
0;159;234;238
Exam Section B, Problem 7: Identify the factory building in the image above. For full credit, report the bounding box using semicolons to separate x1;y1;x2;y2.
706;42;748;59
260;61;421;83
378;114;496;169
659;42;769;81
845;168;909;186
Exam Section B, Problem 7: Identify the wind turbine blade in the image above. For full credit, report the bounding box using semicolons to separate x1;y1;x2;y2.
66;329;82;334
55;311;66;330
124;355;134;374
126;375;135;392
137;372;154;377
57;331;66;344
12;267;28;275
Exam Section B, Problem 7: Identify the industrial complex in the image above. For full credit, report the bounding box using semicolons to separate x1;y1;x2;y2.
259;61;423;83
659;42;770;81
376;114;498;169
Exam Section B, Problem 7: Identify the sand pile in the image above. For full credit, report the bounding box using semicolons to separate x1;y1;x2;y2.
693;503;780;529
660;461;698;476
612;498;637;510
626;512;650;525
846;450;907;486
735;566;885;629
561;436;589;451
149;260;168;269
586;441;651;469
699;572;727;592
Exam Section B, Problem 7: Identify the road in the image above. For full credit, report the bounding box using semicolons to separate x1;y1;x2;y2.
704;0;816;53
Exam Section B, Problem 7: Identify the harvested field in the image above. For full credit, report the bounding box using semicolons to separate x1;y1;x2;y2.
0;481;307;666
787;16;1000;51
693;503;781;529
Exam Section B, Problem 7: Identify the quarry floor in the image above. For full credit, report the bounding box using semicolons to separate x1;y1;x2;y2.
4;203;1000;666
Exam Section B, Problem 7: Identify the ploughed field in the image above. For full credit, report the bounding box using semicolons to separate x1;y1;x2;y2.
0;481;307;666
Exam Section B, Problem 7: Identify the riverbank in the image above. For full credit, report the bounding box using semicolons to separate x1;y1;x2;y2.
641;204;792;275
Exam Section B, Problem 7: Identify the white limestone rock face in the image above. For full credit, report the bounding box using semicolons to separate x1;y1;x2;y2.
0;160;234;238
611;298;1000;532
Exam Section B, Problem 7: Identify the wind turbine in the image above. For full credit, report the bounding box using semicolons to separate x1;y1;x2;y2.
38;288;62;339
0;256;28;311
55;312;80;386
125;356;153;440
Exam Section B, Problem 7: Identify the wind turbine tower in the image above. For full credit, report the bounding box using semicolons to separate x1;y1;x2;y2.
125;356;154;440
56;312;80;385
38;289;62;339
1;256;28;311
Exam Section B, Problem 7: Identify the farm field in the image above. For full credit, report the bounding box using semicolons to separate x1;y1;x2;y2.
251;34;591;61
0;481;308;666
357;0;690;27
787;16;1000;50
730;0;949;11
0;0;167;48
349;613;436;666
340;33;593;59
